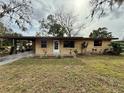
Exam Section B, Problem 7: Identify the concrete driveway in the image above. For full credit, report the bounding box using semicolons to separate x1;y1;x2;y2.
0;51;34;66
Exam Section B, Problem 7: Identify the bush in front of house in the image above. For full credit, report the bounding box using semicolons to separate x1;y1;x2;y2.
103;42;122;55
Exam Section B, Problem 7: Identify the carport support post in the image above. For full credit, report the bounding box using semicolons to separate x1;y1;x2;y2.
12;39;17;54
0;38;3;48
32;40;35;53
12;39;15;47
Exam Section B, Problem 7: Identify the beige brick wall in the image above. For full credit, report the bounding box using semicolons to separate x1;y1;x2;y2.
85;40;110;54
35;38;111;56
35;38;53;56
60;40;82;56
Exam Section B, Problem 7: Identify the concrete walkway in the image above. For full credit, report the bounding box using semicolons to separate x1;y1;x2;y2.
0;51;34;66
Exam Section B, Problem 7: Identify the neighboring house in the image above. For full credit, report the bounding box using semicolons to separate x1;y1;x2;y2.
0;36;118;56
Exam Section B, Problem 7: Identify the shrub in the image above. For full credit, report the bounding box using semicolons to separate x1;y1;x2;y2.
111;42;122;55
74;49;78;55
103;42;122;55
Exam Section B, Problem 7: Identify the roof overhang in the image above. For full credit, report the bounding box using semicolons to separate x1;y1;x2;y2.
36;37;84;40
0;36;119;41
0;36;35;40
83;37;118;41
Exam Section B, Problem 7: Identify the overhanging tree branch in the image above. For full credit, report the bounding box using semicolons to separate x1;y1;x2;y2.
90;0;124;19
0;0;32;31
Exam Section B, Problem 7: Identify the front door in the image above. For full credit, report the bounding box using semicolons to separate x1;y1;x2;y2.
53;40;60;56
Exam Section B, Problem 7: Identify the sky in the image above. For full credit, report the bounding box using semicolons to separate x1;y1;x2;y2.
1;0;124;40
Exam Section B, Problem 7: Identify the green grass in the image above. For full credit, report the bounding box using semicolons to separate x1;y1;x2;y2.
0;56;124;93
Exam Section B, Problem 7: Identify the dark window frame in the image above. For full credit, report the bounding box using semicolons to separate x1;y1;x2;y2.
41;39;47;48
63;40;75;48
94;39;102;46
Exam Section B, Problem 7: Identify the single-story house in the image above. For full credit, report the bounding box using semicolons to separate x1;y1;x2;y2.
0;36;118;56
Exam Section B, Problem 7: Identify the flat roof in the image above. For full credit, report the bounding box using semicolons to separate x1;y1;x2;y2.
0;36;118;40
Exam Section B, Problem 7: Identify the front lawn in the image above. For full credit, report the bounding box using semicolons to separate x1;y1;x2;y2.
0;56;124;93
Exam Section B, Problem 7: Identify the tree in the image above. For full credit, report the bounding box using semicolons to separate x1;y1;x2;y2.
103;42;122;55
48;23;66;37
0;22;7;36
39;14;67;37
36;32;41;37
90;0;124;18
54;9;85;37
0;22;7;47
0;22;22;48
89;27;112;39
0;22;22;37
39;9;85;37
0;0;32;31
111;42;122;55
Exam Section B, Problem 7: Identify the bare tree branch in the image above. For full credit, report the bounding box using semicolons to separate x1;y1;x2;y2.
90;0;124;19
0;0;32;31
54;8;85;37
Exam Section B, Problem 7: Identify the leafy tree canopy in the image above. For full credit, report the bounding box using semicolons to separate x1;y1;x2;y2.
39;14;67;37
0;22;7;36
0;22;22;37
39;9;85;37
89;27;112;39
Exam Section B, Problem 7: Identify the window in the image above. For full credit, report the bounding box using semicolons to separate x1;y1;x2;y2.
64;41;75;48
41;39;47;48
54;41;59;49
94;39;102;46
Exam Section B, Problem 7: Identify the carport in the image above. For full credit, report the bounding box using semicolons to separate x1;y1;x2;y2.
0;36;36;54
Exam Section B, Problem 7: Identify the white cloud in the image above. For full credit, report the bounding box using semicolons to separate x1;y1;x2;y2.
1;0;124;40
31;0;124;39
